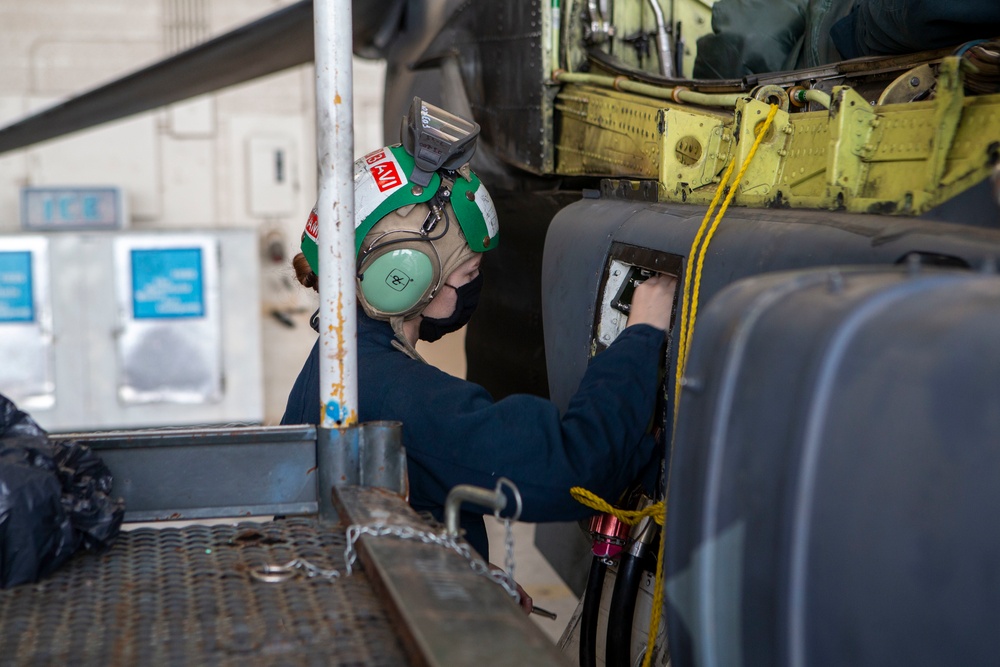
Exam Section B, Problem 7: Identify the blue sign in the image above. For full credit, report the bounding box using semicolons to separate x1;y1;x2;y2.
131;248;205;319
0;251;34;323
21;187;123;230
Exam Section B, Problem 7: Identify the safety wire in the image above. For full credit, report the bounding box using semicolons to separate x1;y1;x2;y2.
571;102;780;667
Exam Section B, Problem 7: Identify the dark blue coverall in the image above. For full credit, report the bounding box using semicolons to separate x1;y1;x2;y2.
282;311;664;557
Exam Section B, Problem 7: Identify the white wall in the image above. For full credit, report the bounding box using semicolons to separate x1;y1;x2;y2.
0;0;390;425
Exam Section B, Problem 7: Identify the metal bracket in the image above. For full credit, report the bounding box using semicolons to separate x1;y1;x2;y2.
925;57;966;197
826;85;878;206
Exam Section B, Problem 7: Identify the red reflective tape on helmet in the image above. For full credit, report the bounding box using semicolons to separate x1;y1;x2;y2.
304;208;319;242
371;161;403;192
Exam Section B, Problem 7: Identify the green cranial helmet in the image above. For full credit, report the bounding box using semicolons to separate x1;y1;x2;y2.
300;101;498;321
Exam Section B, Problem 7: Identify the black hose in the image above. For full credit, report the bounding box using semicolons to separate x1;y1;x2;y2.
580;556;607;667
606;551;645;667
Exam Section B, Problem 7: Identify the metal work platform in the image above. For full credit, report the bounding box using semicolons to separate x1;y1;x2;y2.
0;518;405;665
1;427;569;666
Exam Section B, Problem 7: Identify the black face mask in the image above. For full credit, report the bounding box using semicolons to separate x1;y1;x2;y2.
418;273;484;342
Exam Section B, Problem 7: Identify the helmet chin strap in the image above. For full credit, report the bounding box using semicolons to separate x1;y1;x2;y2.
389;315;427;362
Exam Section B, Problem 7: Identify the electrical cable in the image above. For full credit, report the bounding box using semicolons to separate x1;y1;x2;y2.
580;556;608;667
606;546;646;665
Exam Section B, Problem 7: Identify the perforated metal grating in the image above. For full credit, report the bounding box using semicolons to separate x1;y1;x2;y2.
0;518;408;665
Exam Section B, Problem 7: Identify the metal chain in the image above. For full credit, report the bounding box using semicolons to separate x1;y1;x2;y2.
503;518;516;583
250;526;520;605
494;477;521;589
254;478;523;603
249;557;340;583
344;521;521;603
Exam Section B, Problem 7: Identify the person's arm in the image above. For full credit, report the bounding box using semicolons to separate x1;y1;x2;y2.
397;273;679;523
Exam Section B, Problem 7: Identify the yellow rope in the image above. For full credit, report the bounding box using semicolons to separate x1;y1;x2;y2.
674;104;780;422
674;158;737;401
572;485;668;667
570;486;668;667
642;498;669;667
570;487;665;526
571;104;780;667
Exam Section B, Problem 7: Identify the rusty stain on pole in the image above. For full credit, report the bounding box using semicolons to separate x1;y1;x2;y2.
313;0;357;427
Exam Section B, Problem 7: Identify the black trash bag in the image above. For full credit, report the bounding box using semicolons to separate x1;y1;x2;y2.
0;393;125;588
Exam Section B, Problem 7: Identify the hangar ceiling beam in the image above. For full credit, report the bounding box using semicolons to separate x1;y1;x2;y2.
0;0;313;154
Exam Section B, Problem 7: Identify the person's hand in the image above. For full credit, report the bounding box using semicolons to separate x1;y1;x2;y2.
628;273;677;332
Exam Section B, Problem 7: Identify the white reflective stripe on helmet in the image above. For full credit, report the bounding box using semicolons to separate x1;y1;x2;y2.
354;147;408;228
475;183;499;239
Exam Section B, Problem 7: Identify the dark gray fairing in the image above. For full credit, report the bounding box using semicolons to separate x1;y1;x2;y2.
538;197;1000;596
542;198;1000;416
665;266;1000;667
351;0;408;59
410;0;553;175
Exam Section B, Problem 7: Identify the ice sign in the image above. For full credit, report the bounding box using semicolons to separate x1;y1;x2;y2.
0;251;34;323
21;187;123;230
131;248;205;319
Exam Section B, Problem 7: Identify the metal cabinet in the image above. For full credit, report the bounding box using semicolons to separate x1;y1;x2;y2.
0;229;263;432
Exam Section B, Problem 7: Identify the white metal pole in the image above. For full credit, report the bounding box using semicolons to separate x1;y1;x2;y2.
313;0;357;428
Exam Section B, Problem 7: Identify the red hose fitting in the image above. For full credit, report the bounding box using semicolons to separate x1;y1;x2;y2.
588;513;630;559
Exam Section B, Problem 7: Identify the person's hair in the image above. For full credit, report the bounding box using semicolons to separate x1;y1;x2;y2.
292;252;319;291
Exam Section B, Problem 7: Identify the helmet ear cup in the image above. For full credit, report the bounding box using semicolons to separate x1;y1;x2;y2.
358;247;437;316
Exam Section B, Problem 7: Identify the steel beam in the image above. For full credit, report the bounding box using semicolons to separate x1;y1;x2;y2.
0;1;312;154
333;486;572;667
54;425;318;522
